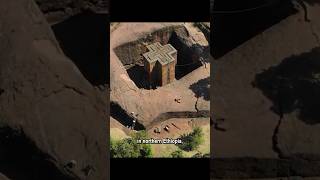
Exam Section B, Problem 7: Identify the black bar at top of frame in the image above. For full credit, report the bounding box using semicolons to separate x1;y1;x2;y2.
110;0;210;22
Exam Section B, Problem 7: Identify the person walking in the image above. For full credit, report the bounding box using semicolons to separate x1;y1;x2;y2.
130;112;138;130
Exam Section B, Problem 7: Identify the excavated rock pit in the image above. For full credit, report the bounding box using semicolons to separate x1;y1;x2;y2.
110;23;210;147
114;25;209;89
109;22;211;159
51;12;109;87
212;0;298;58
111;101;210;131
110;102;145;131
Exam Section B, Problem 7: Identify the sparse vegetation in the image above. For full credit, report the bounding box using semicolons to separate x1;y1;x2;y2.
110;131;152;158
192;152;210;158
177;127;204;151
171;149;184;158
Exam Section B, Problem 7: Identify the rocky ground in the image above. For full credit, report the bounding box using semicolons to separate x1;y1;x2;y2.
35;0;108;24
211;0;320;179
0;0;108;179
110;23;210;157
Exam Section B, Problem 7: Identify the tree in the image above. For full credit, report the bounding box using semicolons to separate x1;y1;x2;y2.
110;138;140;158
171;150;184;158
132;131;152;158
177;127;204;151
110;131;153;158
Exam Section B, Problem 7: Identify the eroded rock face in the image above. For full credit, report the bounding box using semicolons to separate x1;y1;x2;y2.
0;0;107;179
51;12;109;87
211;0;320;178
35;0;108;23
0;173;10;180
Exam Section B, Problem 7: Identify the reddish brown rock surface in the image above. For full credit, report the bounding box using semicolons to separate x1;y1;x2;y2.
212;0;320;178
35;0;108;24
0;0;108;179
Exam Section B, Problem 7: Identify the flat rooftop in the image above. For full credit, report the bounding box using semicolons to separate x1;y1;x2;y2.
143;42;177;65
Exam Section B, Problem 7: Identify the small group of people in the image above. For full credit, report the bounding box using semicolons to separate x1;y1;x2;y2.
154;127;161;134
174;98;181;103
154;124;171;134
164;125;170;132
127;112;138;130
199;57;207;68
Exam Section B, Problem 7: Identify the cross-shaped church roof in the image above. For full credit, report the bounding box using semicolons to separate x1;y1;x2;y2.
143;42;177;65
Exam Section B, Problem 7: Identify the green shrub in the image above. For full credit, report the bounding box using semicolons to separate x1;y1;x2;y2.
171;149;184;158
192;152;203;158
110;131;152;158
133;131;152;158
177;127;204;151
